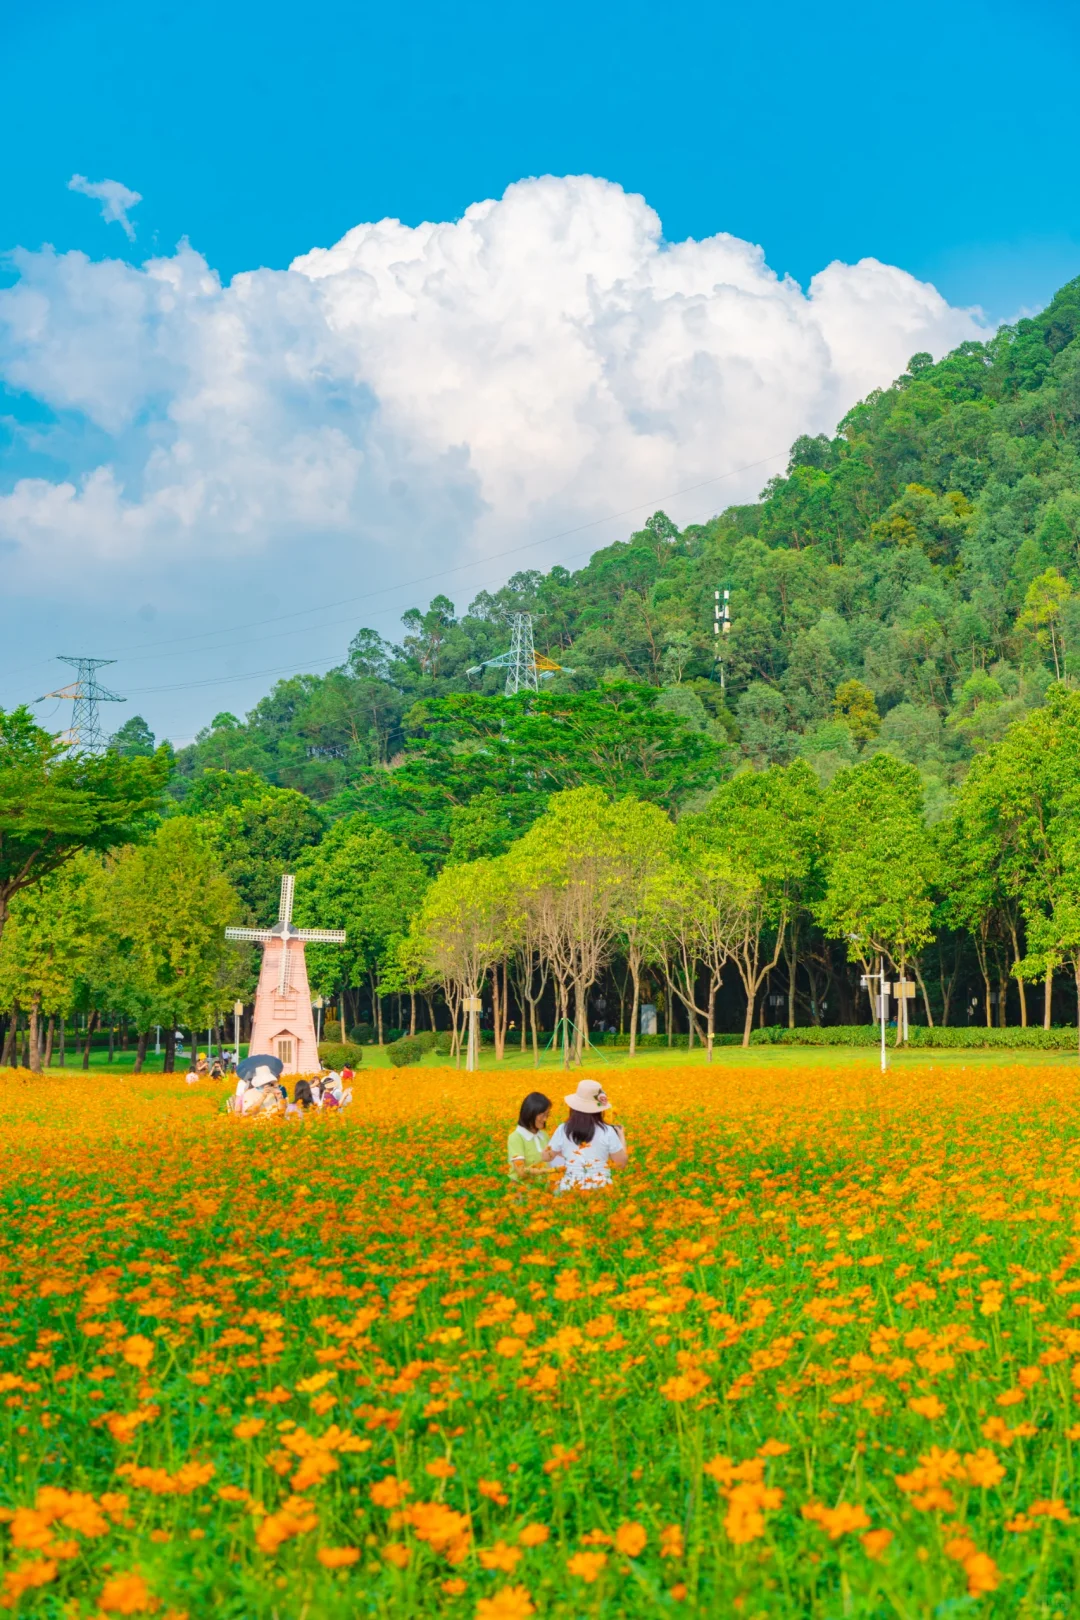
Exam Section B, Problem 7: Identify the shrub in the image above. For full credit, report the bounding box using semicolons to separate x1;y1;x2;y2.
317;1041;364;1069
747;1024;1079;1049
386;1036;425;1068
348;1024;376;1045
434;1031;453;1056
322;1019;342;1043
413;1031;439;1052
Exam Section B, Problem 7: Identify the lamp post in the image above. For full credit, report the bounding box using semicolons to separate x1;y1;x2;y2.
233;1000;243;1067
313;996;324;1041
464;996;482;1072
860;959;888;1074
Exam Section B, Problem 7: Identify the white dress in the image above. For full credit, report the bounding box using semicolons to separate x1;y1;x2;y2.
548;1122;619;1193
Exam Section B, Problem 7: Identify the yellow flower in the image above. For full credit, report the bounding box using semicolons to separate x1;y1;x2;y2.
614;1522;647;1557
567;1551;607;1583
802;1501;871;1540
479;1541;522;1572
475;1586;536;1620
317;1546;360;1568
97;1571;155;1613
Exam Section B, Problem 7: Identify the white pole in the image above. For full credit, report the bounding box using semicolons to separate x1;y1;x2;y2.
466;997;479;1072
154;1025;160;1055
879;957;887;1074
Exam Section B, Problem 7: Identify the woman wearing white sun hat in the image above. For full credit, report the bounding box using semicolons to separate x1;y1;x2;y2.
547;1079;628;1193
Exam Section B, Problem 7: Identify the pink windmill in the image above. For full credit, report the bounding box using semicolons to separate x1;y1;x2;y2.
226;874;345;1074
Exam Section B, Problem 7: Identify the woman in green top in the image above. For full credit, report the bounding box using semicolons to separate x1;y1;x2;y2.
507;1092;553;1182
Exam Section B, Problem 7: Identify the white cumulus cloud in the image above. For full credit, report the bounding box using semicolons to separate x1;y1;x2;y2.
67;174;143;241
0;175;986;597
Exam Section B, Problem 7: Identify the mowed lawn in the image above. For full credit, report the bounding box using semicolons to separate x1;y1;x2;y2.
0;1055;1078;1617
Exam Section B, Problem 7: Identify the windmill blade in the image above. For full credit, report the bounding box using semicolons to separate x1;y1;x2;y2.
295;928;347;944
278;943;293;997
225;927;273;942
278;873;295;929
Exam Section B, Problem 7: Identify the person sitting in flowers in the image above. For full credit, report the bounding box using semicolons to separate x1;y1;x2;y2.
507;1091;554;1182
547;1079;628;1193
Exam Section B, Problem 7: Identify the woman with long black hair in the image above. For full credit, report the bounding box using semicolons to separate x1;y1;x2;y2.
507;1091;554;1182
548;1080;628;1193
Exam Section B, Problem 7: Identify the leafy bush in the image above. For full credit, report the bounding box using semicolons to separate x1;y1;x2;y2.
748;1024;1078;1049
322;1019;342;1043
434;1031;453;1055
316;1041;364;1069
413;1031;439;1052
348;1025;376;1045
386;1036;425;1068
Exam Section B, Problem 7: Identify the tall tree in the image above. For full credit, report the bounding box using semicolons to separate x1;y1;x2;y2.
104;819;248;1071
691;761;819;1046
293;816;428;1043
816;754;937;1042
0;706;167;950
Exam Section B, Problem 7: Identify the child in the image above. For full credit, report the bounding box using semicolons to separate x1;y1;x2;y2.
507;1092;553;1182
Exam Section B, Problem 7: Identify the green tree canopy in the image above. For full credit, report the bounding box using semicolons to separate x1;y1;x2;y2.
0;706;168;947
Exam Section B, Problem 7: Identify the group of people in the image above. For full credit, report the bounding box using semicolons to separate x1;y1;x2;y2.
227;1064;353;1119
507;1079;629;1193
184;1052;232;1084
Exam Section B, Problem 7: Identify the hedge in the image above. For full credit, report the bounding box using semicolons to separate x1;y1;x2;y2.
316;1041;364;1069
386;1036;425;1068
749;1024;1079;1050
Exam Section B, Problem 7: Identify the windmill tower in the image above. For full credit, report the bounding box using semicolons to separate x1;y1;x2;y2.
225;874;346;1073
37;656;125;751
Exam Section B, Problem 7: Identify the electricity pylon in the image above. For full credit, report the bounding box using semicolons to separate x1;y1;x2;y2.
36;656;125;752
466;612;569;695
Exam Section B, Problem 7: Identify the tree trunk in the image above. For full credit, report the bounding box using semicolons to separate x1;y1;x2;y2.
59;1014;65;1067
82;1009;100;1070
498;961;510;1059
409;992;417;1037
1044;963;1053;1030
370;974;384;1044
912;962;934;1028
0;1009;15;1069
784;921;799;1029
133;1030;149;1074
629;952;641;1059
1009;923;1027;1027
741;988;755;1049
707;977;717;1063
492;967;501;1061
44;1015;55;1068
29;992;42;1074
163;1022;176;1074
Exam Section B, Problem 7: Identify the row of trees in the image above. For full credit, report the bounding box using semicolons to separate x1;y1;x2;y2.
400;686;1080;1062
5;681;1080;1071
0;818;248;1072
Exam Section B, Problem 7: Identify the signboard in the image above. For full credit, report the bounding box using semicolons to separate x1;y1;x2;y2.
463;997;483;1013
886;982;917;998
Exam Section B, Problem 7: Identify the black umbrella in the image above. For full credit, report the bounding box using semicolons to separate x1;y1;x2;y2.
237;1053;284;1082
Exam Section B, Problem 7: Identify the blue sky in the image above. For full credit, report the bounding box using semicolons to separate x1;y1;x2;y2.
6;0;1078;315
1;0;1079;741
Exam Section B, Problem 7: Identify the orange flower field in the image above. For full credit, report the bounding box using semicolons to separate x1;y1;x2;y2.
0;1059;1079;1616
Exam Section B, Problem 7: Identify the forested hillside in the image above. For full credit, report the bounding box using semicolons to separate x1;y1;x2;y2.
9;275;1080;1062
144;274;1080;834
